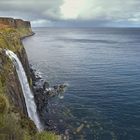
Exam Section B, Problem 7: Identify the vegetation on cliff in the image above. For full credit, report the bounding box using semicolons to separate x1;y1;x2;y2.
0;19;60;140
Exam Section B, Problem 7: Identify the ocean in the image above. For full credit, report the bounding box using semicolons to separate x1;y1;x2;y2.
23;28;140;140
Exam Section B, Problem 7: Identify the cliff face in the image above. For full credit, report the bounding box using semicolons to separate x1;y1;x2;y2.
0;18;60;140
0;17;31;29
0;18;37;140
0;17;16;28
0;19;33;116
0;17;34;37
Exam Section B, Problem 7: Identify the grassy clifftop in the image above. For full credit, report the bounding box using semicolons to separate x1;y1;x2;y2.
0;19;60;140
0;27;34;140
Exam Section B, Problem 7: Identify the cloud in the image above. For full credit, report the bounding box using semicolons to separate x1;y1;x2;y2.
0;0;63;20
0;0;140;26
31;19;54;27
61;0;140;21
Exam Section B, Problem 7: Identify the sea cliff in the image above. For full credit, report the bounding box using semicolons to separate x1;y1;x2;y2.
0;18;60;140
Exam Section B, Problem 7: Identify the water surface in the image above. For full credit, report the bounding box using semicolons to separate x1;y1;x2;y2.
23;28;140;140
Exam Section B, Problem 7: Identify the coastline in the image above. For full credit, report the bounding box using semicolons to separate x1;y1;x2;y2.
0;17;61;140
21;32;35;40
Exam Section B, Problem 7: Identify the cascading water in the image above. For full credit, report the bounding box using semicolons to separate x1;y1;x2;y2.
5;49;42;131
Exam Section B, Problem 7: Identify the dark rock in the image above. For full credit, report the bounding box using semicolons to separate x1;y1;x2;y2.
30;66;68;134
43;81;49;90
54;85;59;90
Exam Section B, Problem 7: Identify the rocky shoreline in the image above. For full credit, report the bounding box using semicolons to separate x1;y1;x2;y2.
30;66;68;133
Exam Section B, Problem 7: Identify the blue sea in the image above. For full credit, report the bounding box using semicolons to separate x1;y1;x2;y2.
23;28;140;140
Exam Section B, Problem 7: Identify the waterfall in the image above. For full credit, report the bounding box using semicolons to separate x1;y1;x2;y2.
5;49;42;131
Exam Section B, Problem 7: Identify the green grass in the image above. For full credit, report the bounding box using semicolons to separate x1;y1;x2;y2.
0;27;61;140
34;132;61;140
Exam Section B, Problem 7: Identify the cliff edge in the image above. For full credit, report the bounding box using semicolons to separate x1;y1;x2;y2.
0;17;33;37
0;18;60;140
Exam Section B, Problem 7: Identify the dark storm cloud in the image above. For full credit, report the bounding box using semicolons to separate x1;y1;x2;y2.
0;0;63;20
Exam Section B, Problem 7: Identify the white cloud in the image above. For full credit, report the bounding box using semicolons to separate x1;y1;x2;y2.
31;19;53;27
60;0;86;19
60;0;140;23
0;0;140;26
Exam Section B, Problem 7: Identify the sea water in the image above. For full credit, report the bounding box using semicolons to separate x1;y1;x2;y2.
23;28;140;140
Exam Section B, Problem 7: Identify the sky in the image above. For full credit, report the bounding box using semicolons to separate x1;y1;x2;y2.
0;0;140;27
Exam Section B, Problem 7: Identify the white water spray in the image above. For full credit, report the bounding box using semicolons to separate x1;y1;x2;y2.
5;49;42;131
